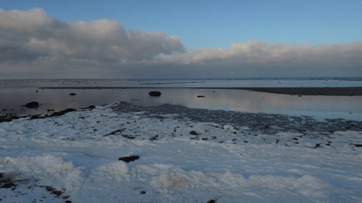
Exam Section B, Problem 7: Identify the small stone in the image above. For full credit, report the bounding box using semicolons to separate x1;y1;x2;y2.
149;91;161;97
69;93;76;96
118;155;140;163
189;131;198;135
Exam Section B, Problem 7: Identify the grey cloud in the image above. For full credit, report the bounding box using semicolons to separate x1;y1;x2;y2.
0;8;361;78
0;8;185;64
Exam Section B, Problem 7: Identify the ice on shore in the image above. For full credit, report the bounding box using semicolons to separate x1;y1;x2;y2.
0;103;361;202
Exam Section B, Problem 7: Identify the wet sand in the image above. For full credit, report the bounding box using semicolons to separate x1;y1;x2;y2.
40;86;362;96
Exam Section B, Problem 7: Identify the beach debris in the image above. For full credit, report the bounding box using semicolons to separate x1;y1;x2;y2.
118;155;140;163
149;91;161;97
23;101;39;108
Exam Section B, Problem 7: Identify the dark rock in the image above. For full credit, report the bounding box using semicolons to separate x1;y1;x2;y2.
1;182;16;188
354;144;362;147
122;134;135;139
140;191;146;194
118;155;140;163
0;114;21;123
207;199;216;203
197;95;205;98
149;91;161;97
45;186;63;197
23;101;39;108
69;93;76;96
189;131;198;135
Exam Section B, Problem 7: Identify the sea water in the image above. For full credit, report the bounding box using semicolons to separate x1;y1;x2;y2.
0;77;361;121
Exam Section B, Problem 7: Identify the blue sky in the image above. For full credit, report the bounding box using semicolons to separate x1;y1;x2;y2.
1;1;362;78
1;0;362;48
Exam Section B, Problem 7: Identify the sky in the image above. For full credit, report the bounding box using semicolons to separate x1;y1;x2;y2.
0;0;362;78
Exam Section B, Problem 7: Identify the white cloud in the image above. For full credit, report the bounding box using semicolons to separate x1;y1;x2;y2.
155;41;362;68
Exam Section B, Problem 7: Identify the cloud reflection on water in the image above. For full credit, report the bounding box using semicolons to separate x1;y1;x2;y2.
1;87;361;121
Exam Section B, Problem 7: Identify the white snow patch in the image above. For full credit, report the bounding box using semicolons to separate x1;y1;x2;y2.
0;104;361;202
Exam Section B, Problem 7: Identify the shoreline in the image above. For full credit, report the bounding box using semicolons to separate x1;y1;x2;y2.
39;86;362;96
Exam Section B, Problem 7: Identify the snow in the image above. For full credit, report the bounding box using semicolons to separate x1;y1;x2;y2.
1;103;362;202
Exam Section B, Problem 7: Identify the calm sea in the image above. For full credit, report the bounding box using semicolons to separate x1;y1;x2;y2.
1;77;362;121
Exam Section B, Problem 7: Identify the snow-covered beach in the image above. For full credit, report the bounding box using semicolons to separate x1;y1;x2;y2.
1;101;361;202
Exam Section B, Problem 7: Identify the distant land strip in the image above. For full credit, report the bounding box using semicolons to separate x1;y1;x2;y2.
39;86;362;96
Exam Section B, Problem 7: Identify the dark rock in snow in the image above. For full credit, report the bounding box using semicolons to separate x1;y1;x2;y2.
0;114;21;123
149;91;161;97
45;185;63;197
118;155;140;163
23;101;39;108
189;131;199;135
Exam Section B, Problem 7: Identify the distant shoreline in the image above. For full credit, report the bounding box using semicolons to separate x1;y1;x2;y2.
39;86;362;96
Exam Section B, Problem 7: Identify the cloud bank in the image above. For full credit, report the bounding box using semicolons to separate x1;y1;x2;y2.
0;8;361;78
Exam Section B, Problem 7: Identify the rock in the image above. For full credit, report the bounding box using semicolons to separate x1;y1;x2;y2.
149;91;161;97
45;185;63;197
189;131;199;135
207;199;216;203
69;93;76;96
197;95;205;98
23;101;39;108
0;114;21;123
118;155;140;163
1;182;16;188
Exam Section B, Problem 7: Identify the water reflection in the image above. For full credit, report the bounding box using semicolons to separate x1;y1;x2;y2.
1;87;361;121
